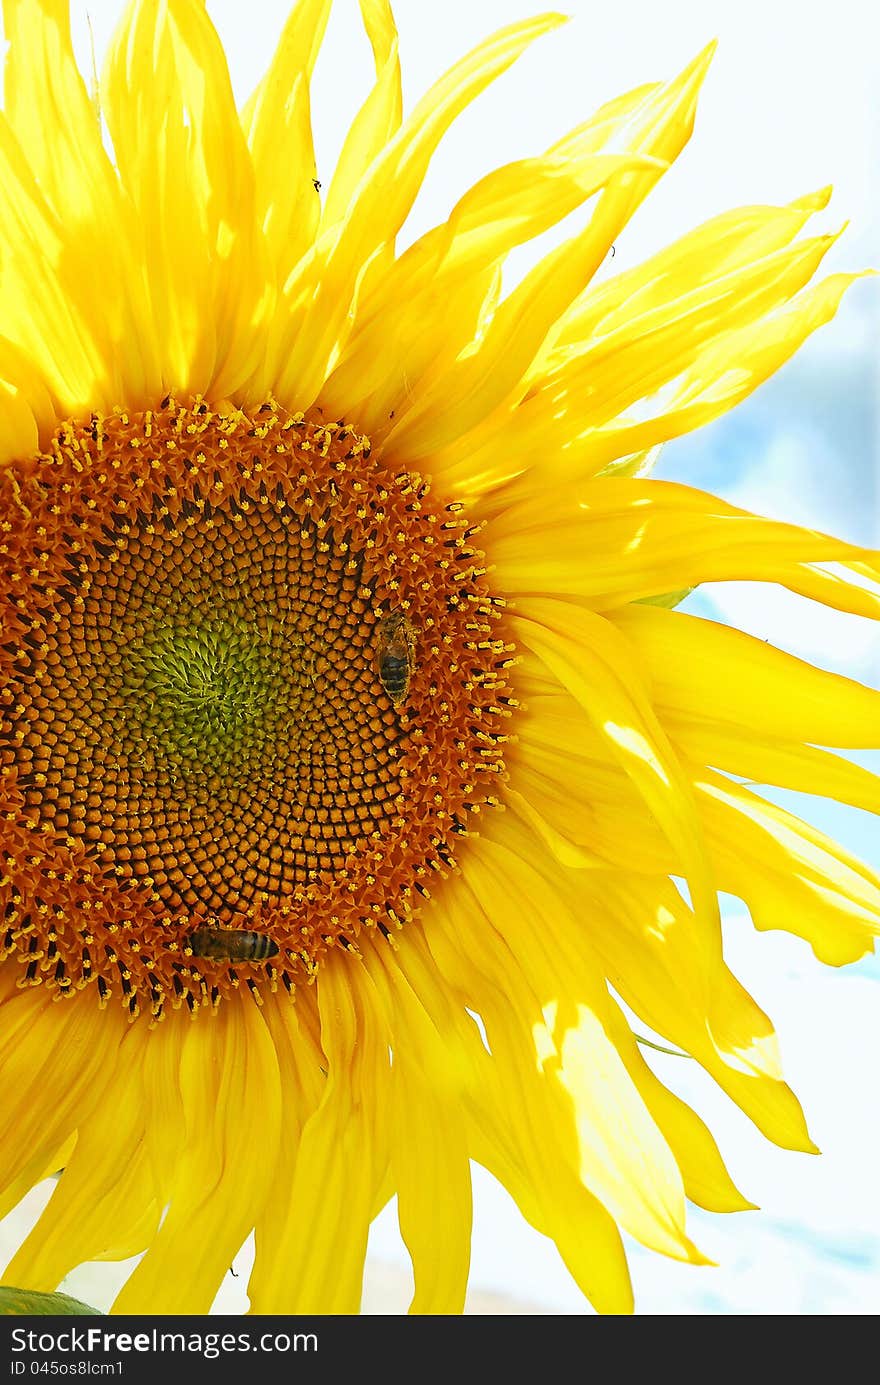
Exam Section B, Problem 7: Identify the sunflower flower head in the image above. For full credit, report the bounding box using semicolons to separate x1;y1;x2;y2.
0;0;877;1316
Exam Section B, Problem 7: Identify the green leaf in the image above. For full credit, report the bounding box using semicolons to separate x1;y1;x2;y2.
0;1286;102;1316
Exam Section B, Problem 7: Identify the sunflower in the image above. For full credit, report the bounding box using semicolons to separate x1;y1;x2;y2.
0;0;877;1318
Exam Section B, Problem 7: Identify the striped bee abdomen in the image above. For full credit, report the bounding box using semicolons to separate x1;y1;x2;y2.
376;613;416;708
186;927;279;963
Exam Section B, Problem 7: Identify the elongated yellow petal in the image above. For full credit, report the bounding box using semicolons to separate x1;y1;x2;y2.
607;604;880;809
248;996;335;1314
693;770;880;964
492;478;880;617
2;0;160;406
485;811;814;1154
3;0;104;204
554;187;832;351
0;1136;76;1226
518;230;840;441
510;741;673;873
249;964;389;1315
394;1064;472;1316
361;941;472;1315
409;906;635;1314
611;603;880;745
0;336;53;463
112;997;282;1315
242;0;332;284
612;1028;755;1214
357;0;398;68
0;990;125;1203
0;120;114;417
103;0;270;396
455;843;706;1264
321;1;402;232
667;723;880;815
5;1029;159;1289
505;678;676;872
502;690;873;1144
571;861;818;1152
511;598;722;971
321;151;663;435
265;13;566;406
382;45;714;464
364;910;634;1313
135;1007;188;1209
437;269;859;501
560;272;864;478
504;783;608;868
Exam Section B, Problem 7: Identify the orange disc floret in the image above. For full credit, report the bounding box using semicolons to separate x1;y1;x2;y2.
0;399;513;1021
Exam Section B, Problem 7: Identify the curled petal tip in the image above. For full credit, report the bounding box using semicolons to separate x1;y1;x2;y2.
542;12;572;30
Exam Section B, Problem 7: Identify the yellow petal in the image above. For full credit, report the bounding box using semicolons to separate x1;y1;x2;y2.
0;119;115;416
554;187;833;351
103;0;270;396
321;151;662;437
489;811;816;1154
505;783;608;869
0;989;125;1202
565;272;865;477
249;962;389;1314
247;995;336;1314
321;1;402;233
492;477;880;618
453;845;706;1264
611;606;880;810
112;996;282;1315
2;0;160;406
265;13;567;407
438;270;860;500
575;861;818;1153
366;913;634;1313
0;336;53;464
360;941;473;1316
616;1034;754;1214
411;907;636;1313
612;603;880;745
693;770;880;965
668;723;880;816
5;1026;159;1289
508;675;709;882
511;598;722;972
383;45;714;464
0;1135;76;1226
520;229;840;440
242;0;332;285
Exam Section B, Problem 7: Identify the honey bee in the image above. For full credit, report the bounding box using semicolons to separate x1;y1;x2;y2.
376;613;416;707
186;927;279;963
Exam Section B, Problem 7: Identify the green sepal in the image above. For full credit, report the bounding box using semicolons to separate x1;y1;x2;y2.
635;587;695;610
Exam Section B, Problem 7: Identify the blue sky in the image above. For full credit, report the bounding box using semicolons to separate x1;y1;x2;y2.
0;0;877;1316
